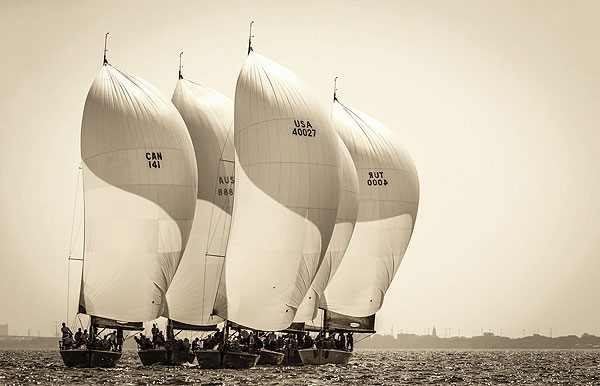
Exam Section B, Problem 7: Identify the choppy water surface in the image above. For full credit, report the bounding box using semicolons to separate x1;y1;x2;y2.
1;349;599;385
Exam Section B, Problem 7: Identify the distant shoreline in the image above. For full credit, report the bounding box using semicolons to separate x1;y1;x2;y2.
356;332;600;350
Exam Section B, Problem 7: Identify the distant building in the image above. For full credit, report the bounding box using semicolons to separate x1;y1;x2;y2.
432;326;437;337
0;324;8;336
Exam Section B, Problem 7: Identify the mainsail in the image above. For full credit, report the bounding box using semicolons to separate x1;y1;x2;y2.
164;77;234;327
214;52;341;331
321;99;420;320
293;137;359;323
79;64;198;323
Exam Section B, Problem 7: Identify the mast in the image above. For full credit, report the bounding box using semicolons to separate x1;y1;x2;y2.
66;166;84;324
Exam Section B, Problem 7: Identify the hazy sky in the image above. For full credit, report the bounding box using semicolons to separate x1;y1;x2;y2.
1;0;599;338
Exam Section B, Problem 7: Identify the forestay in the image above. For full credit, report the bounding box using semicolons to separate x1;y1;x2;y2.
321;100;419;317
79;64;197;323
214;52;341;331
165;78;234;326
294;137;359;323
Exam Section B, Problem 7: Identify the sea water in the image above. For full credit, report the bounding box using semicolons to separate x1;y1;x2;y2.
0;349;599;385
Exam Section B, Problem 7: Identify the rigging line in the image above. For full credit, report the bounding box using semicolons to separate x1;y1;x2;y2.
200;153;233;320
202;165;226;321
66;165;82;330
69;311;79;330
202;191;231;321
208;121;236;315
338;99;395;156
217;194;230;262
205;187;230;252
337;100;380;156
219;195;231;255
204;121;233;256
67;258;70;325
71;216;84;254
354;332;375;344
68;167;82;255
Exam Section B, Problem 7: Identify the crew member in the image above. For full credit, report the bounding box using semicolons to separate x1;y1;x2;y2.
347;332;354;351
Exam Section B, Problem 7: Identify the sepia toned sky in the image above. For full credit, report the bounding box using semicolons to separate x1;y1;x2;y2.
1;0;599;338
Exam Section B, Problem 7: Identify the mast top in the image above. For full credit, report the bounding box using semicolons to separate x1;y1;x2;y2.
103;32;109;65
333;76;338;102
179;52;184;80
248;21;254;55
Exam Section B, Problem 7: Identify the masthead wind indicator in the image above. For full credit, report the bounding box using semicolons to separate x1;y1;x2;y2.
179;52;184;80
103;32;109;65
248;21;254;55
333;76;339;102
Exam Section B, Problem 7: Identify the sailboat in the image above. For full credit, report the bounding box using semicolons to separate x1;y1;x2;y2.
60;35;198;368
209;30;342;368
290;134;359;365
298;85;420;365
137;54;235;366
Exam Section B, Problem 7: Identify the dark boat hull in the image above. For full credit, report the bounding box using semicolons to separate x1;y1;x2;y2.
283;347;303;365
196;350;222;369
60;349;121;368
298;348;352;365
257;348;285;365
222;351;259;369
138;349;195;366
196;350;259;369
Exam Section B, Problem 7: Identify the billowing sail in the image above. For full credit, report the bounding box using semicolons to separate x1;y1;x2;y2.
164;78;234;327
294;138;359;323
79;64;197;323
214;52;341;331
321;99;419;317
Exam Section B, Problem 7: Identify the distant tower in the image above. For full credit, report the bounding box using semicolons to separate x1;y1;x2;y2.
432;326;437;337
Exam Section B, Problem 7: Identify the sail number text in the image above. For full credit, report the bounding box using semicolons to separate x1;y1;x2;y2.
218;176;234;196
146;152;162;168
367;171;388;186
292;120;316;137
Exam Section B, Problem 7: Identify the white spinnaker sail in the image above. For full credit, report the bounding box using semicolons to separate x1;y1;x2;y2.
79;65;198;322
164;79;234;326
321;100;419;317
294;137;359;322
214;52;341;331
